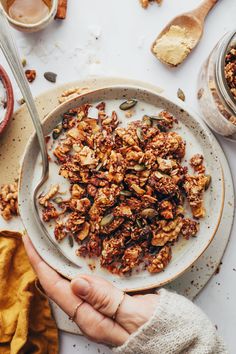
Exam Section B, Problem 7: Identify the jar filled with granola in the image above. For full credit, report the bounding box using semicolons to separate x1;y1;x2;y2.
197;30;236;138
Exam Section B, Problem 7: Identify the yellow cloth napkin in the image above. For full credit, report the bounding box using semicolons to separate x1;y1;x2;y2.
0;231;59;354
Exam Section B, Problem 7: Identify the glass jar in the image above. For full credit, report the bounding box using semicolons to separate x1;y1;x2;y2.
197;30;236;138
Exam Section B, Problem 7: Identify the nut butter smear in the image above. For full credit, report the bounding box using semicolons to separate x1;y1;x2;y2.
151;0;219;67
152;25;195;67
7;0;51;24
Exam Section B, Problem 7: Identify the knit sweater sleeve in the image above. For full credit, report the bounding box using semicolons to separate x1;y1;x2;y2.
113;289;227;354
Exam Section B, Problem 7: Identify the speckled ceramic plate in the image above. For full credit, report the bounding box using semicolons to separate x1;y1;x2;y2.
18;86;224;292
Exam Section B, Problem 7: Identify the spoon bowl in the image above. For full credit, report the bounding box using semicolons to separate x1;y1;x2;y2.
155;13;203;51
151;0;218;66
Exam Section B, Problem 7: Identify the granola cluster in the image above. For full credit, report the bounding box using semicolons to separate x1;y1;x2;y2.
225;46;236;100
140;0;162;8
40;103;210;275
0;181;19;221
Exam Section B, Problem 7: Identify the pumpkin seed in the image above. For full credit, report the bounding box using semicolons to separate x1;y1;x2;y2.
177;88;186;101
119;99;137;111
140;208;158;219
68;235;74;248
142;115;152;126
120;190;132;197
17;98;25;105
44;71;57;83
53;197;63;204
154;171;165;179
95;162;103;171
136;219;142;228
150;115;167;121
133;164;146;172
21;58;27;67
136;127;144;142
52;124;63;139
205;175;211;190
100;213;114;226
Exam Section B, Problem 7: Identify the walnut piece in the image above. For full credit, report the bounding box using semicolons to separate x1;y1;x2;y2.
25;69;36;83
147;246;172;273
190;154;205;174
151;217;183;246
0;182;18;221
140;0;162;8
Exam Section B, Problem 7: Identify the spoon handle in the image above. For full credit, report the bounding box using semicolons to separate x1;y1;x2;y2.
0;6;49;178
191;0;219;22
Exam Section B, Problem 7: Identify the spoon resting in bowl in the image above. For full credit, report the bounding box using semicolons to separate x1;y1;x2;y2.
151;0;219;67
0;5;80;266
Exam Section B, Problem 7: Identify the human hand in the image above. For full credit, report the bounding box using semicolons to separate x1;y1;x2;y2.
23;234;159;347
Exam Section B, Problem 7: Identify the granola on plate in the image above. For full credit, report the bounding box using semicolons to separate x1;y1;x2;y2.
39;102;210;276
0;181;19;221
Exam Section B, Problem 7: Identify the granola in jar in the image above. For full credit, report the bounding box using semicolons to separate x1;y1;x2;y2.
197;31;236;137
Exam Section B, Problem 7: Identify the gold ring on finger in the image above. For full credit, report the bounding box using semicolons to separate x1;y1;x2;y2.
69;302;84;322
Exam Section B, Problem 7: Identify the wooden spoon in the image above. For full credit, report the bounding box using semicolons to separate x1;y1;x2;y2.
151;0;219;67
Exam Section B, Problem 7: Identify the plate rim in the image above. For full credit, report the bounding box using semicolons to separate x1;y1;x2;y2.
18;84;225;292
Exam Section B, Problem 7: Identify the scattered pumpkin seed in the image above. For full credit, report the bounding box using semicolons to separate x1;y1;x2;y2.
197;88;204;100
53;197;63;204
17;98;25;105
44;71;57;83
136;127;144;142
21;58;27;67
177;88;186;102
119;99;137;111
100;213;114;226
68;235;74;248
120;190;132;197
52;124;63;139
140;208;158;219
133;164;146;172
205;175;211;190
142;115;152;126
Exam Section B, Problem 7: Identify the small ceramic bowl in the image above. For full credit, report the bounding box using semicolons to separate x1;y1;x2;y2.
0;65;14;135
0;0;58;33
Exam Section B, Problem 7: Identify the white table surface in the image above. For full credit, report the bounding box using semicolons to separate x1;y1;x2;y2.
0;0;236;353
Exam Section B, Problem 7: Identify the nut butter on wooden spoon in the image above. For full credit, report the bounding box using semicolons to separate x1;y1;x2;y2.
151;0;219;67
6;0;51;24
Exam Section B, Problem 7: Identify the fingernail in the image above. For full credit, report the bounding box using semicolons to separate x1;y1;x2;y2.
73;278;90;296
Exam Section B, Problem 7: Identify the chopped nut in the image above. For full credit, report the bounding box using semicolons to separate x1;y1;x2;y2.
181;218;199;239
25;69;36;83
77;222;90;241
151;217;183;246
0;182;19;220
140;0;162;8
177;88;186;101
39;185;59;207
190;154;205;174
147;246;172;273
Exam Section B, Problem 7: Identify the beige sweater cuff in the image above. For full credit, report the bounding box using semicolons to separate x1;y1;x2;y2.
113;289;227;354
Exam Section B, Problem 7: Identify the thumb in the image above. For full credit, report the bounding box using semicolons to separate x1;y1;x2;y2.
71;275;125;318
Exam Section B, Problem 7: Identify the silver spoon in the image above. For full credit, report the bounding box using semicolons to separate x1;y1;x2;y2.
0;6;80;267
